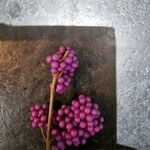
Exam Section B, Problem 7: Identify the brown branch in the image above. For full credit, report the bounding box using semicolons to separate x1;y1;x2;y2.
46;75;57;150
61;50;69;61
40;127;46;143
46;50;69;150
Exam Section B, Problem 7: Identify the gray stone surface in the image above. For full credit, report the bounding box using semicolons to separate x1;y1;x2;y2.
0;0;150;150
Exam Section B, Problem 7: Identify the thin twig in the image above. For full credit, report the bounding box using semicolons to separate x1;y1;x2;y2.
46;75;57;150
58;72;63;78
61;50;69;60
40;127;46;143
46;50;70;150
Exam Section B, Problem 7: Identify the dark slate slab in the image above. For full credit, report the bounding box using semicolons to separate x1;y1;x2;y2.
0;25;133;150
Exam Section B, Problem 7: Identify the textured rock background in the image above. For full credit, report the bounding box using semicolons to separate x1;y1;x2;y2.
0;0;150;150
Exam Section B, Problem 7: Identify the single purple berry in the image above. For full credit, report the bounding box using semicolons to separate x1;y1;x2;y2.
34;104;41;110
32;122;38;128
40;115;47;122
58;109;64;116
66;140;72;146
60;62;67;69
32;111;37;117
79;112;85;119
52;129;58;136
78;129;84;137
58;77;65;84
86;115;93;122
51;61;59;68
59;121;65;128
70;129;77;137
80;121;86;129
79;98;86;104
75;117;81;123
52;54;61;61
81;138;86;145
84;107;91;114
100;117;104;122
66;123;73;130
86;96;91;102
38;122;44;127
46;55;52;64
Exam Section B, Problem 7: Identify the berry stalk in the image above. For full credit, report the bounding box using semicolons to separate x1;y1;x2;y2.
46;74;57;150
46;50;69;150
40;127;46;143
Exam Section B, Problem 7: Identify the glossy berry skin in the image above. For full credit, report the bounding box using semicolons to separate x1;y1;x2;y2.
30;103;48;128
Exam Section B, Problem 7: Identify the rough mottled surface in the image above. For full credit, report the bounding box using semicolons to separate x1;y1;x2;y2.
0;0;150;150
0;26;116;150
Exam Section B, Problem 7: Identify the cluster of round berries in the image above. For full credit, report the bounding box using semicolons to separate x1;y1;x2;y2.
46;45;79;94
51;95;104;150
30;104;48;128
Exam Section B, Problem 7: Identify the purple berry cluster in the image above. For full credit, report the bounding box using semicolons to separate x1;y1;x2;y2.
51;95;104;150
46;45;79;94
30;104;48;128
